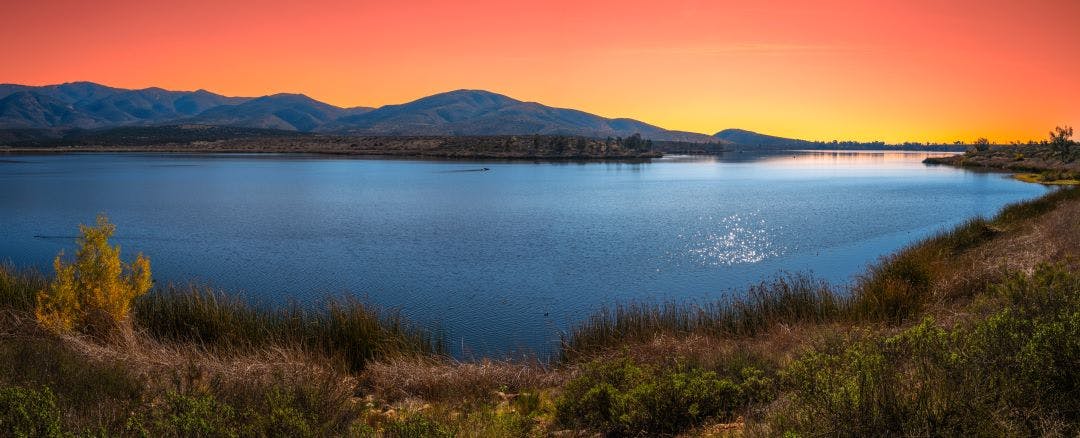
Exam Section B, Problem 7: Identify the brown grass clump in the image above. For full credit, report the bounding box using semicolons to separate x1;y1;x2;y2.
362;356;564;404
134;285;442;372
560;273;843;362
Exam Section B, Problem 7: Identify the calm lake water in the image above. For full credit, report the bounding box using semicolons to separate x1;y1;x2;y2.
0;151;1049;356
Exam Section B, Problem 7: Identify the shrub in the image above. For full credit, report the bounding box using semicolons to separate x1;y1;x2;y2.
775;264;1080;436
447;407;535;438
35;214;151;335
776;323;962;436
0;385;64;438
556;356;772;435
128;391;240;437
382;414;456;438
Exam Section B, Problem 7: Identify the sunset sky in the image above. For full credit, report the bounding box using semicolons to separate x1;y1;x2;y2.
3;0;1077;142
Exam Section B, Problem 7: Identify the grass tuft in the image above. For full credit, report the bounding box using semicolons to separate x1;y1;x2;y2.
134;285;444;372
560;274;841;361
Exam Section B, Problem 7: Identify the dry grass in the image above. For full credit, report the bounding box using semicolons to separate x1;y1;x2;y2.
61;327;354;396
362;356;564;404
134;285;443;372
560;273;843;362
0;303;362;435
910;188;1080;325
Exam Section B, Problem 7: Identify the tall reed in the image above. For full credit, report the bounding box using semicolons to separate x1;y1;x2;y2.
133;285;443;371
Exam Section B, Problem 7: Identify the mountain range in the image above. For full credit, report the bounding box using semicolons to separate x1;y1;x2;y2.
0;82;726;143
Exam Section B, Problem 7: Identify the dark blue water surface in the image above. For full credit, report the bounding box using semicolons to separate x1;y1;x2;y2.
0;151;1048;355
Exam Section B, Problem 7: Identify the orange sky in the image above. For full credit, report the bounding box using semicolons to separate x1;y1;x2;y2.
2;0;1077;142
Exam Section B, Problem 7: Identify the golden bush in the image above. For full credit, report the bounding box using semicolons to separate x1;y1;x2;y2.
35;214;152;333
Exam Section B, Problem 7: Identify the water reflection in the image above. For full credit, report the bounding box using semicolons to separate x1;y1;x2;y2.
761;150;957;167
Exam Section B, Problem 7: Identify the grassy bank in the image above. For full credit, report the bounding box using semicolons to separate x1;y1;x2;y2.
1015;172;1080;185
1;187;1078;436
924;131;1079;185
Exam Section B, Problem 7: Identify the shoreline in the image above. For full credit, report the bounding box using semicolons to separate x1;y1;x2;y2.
0;145;663;161
925;148;1080;185
0;146;663;163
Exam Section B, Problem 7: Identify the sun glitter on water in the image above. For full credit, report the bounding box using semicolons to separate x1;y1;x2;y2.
677;213;785;266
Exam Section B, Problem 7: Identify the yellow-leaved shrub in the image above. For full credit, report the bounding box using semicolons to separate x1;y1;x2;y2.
35;214;152;334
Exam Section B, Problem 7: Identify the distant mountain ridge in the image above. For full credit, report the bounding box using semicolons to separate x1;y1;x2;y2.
0;82;251;129
323;89;713;142
0;82;714;142
713;128;815;148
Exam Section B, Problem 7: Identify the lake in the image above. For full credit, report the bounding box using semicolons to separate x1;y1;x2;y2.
0;151;1049;356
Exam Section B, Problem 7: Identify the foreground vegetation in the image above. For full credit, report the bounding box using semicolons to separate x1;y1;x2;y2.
1;185;1078;436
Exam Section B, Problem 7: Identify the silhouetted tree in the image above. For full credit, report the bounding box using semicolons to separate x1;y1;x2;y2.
1049;126;1074;162
967;137;991;155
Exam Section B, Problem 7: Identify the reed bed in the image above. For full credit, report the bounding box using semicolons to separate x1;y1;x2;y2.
560;274;843;361
133;285;444;372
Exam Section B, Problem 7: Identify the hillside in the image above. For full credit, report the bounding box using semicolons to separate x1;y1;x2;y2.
322;89;714;142
714;128;815;148
0;82;713;142
187;94;369;132
0;82;250;129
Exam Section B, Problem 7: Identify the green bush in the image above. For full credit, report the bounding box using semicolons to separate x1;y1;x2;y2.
0;337;143;433
382;413;456;438
555;357;773;435
776;322;965;436
454;407;534;438
249;387;316;437
0;385;64;438
125;391;239;437
126;388;327;437
775;264;1080;436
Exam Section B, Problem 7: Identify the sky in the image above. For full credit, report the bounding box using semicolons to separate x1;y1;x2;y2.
2;0;1078;143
